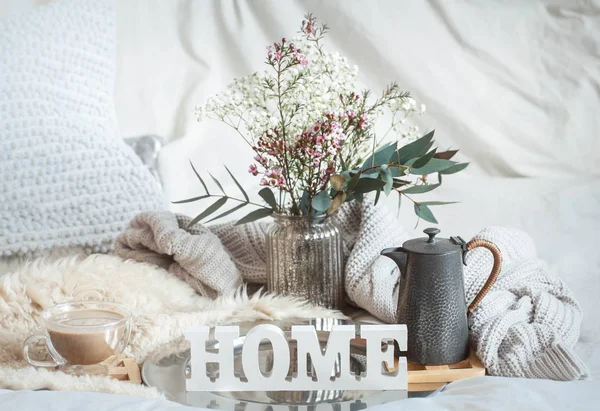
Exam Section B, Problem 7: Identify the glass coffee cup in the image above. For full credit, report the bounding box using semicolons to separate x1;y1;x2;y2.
23;301;132;374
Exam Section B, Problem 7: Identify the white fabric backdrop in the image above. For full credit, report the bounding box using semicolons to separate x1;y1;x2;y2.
2;0;599;208
117;0;600;175
108;0;600;221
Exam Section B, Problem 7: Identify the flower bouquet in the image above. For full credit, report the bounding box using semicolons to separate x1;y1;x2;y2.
181;14;468;308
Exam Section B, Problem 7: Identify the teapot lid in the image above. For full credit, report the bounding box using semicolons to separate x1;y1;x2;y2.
402;228;466;255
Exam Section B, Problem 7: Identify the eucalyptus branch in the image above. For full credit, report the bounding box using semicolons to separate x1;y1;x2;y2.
174;193;270;210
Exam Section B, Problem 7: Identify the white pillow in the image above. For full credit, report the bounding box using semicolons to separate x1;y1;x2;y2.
0;0;165;257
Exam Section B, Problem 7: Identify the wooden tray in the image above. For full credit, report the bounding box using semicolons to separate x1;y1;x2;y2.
132;346;483;391
101;356;142;384
405;350;485;391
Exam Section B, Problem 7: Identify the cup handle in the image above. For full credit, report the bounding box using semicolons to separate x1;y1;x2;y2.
466;239;502;313
23;334;59;368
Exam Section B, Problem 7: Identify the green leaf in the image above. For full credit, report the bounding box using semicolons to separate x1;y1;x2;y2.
412;149;437;169
187;197;228;228
327;192;346;215
388;164;408;178
346;171;361;191
396;130;435;164
362;142;397;170
311;190;332;212
225;166;248;201
330;174;345;191
396;193;402;217
401;183;441;194
235;208;274;225
392;178;411;188
206;203;247;223
403;158;417;167
410;159;457;175
340;170;353;179
189;160;209;194
259;187;278;209
339;155;347;171
300;190;310;214
439;162;470;175
374;189;381;205
352;178;386;194
171;195;211;204
419;201;458;206
380;165;393;195
209;173;226;195
413;203;438;224
434;149;459;160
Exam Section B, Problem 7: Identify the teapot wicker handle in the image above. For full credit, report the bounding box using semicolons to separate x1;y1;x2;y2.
466;239;502;313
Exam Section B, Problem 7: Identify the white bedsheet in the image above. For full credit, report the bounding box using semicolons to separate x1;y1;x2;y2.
2;377;599;410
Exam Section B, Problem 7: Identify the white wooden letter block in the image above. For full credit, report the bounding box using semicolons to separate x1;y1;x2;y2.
185;326;239;391
185;323;407;392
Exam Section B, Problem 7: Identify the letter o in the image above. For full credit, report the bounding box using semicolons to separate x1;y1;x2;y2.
242;324;290;385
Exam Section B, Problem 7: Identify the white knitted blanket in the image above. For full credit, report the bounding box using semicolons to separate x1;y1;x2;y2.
115;203;589;381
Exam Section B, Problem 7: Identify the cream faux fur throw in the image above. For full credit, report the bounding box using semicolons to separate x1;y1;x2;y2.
0;255;340;397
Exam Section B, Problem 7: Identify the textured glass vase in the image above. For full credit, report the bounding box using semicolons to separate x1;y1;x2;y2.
266;214;344;309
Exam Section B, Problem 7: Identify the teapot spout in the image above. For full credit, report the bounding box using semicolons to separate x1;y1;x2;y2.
380;247;407;276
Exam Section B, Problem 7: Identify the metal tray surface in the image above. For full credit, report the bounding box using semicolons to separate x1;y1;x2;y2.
142;319;428;410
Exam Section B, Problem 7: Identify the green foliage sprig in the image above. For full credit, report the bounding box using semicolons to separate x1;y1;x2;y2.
175;131;468;226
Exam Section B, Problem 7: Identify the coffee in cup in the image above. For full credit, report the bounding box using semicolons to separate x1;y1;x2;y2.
23;301;131;373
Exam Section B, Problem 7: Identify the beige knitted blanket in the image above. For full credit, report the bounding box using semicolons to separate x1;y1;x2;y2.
115;203;589;381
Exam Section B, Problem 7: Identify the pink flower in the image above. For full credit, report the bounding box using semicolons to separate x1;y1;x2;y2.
248;164;258;176
311;123;321;133
315;135;325;145
265;168;282;179
274;52;282;61
299;55;308;67
254;155;267;165
303;22;315;36
359;113;369;130
260;178;268;186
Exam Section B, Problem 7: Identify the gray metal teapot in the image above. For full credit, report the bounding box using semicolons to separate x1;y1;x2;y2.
381;228;502;365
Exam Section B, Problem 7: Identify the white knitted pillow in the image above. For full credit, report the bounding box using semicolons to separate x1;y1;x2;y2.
0;0;166;257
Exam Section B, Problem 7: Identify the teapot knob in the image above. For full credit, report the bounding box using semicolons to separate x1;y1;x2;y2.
424;227;440;243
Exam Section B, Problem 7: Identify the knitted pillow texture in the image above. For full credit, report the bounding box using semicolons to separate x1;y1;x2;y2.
0;0;166;257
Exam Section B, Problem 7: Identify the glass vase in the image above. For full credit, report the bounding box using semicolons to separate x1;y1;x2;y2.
266;214;344;309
